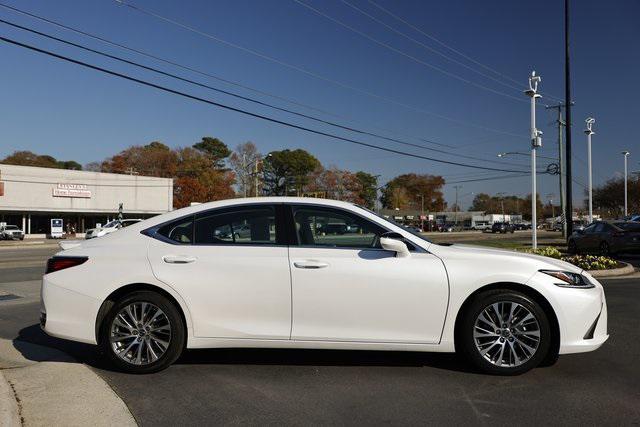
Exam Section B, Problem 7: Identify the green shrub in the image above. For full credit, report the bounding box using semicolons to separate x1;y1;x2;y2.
522;246;562;259
561;255;618;271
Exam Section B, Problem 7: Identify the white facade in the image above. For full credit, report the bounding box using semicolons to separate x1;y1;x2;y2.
0;164;173;235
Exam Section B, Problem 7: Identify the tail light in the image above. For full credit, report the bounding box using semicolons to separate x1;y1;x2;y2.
45;256;88;274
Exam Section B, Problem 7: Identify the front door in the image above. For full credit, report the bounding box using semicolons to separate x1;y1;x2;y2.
288;205;449;344
147;204;291;339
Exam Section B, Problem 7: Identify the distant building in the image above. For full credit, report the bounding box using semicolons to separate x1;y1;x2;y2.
0;164;173;236
378;208;523;230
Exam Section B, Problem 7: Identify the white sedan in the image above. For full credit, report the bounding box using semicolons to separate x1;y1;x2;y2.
41;198;608;374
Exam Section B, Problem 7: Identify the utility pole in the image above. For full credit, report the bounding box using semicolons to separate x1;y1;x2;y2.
525;71;542;249
241;154;247;198
418;194;425;231
546;103;568;237
496;192;506;222
622;151;630;216
564;0;574;237
585;118;595;223
453;185;462;226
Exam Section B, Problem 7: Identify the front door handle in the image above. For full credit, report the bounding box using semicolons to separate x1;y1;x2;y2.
163;255;197;264
294;260;329;269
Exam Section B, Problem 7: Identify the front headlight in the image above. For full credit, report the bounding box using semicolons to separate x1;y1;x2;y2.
540;270;595;288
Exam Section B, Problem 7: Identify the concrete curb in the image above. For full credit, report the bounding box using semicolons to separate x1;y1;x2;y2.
588;261;635;278
0;371;20;427
0;339;136;426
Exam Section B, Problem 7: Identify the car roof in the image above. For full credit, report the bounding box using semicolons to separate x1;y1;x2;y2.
137;197;360;229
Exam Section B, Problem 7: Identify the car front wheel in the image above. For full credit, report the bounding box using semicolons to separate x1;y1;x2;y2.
100;291;185;374
458;290;551;375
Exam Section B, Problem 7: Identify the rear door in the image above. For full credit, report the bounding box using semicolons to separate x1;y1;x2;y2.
146;204;292;339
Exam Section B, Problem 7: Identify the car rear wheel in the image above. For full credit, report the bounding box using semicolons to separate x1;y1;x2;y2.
600;241;611;256
458;290;551;375
100;291;185;374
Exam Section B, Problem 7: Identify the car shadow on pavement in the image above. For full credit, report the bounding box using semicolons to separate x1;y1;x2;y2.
13;323;479;374
12;324;111;369
176;348;477;374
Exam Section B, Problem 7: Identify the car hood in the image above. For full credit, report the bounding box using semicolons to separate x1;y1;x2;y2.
428;243;582;274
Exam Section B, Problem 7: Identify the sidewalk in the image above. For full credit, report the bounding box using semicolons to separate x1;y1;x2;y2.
0;339;136;426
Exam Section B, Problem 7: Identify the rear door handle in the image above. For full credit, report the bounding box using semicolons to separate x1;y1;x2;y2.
163;255;197;264
294;260;329;269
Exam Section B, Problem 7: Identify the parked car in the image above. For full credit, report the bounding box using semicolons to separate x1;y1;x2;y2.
403;225;423;233
85;219;142;239
472;223;490;231
568;221;640;255
0;224;25;240
438;223;454;232
42;197;607;375
514;223;530;231
491;222;515;234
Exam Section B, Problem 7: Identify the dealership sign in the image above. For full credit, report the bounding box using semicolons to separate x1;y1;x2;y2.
52;183;92;198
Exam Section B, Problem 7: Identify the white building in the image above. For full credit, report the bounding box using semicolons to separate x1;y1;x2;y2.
0;164;173;236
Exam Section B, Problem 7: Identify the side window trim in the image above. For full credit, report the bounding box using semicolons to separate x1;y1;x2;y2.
142;203;287;247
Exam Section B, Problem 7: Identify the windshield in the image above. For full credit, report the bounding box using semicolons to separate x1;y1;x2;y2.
103;220;120;228
357;205;432;244
4;225;18;230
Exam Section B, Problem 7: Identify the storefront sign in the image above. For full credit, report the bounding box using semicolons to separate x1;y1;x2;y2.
52;183;92;198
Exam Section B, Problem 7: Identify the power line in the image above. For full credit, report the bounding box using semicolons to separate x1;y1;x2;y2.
338;0;524;93
109;0;528;139
0;2;462;150
292;0;528;104
365;0;564;103
0;35;535;174
0;18;532;170
445;173;530;184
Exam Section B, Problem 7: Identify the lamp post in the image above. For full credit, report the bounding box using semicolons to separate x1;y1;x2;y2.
525;71;542;249
418;194;425;231
622;151;630;216
585;118;595;223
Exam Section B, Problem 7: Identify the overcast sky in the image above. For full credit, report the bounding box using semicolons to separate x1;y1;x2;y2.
1;0;638;208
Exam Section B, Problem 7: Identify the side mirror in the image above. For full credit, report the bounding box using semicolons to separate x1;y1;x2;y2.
380;232;410;258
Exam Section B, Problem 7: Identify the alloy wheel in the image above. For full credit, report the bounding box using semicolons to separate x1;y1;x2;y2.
473;301;541;367
110;302;172;366
600;242;610;256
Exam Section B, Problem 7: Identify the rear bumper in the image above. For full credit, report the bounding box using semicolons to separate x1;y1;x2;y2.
40;276;101;344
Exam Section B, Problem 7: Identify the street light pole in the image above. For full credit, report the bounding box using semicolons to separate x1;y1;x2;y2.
585;118;595;223
525;71;542;249
622;151;630;216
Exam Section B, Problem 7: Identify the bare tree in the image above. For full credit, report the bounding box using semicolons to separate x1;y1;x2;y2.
229;142;262;197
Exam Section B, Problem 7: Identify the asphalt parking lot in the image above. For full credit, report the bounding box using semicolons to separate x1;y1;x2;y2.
1;243;639;425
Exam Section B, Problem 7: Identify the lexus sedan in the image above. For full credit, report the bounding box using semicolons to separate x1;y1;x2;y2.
41;198;608;375
568;220;640;255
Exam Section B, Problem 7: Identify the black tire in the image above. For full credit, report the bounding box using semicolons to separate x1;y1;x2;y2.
600;241;611;256
567;239;578;254
457;289;551;375
99;291;185;374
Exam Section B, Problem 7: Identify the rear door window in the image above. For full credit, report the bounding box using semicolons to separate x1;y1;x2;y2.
194;206;277;245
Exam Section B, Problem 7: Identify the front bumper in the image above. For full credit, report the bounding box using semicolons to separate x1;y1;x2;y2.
528;271;609;355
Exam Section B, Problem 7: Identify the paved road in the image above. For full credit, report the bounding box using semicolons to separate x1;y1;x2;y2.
1;246;639;425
